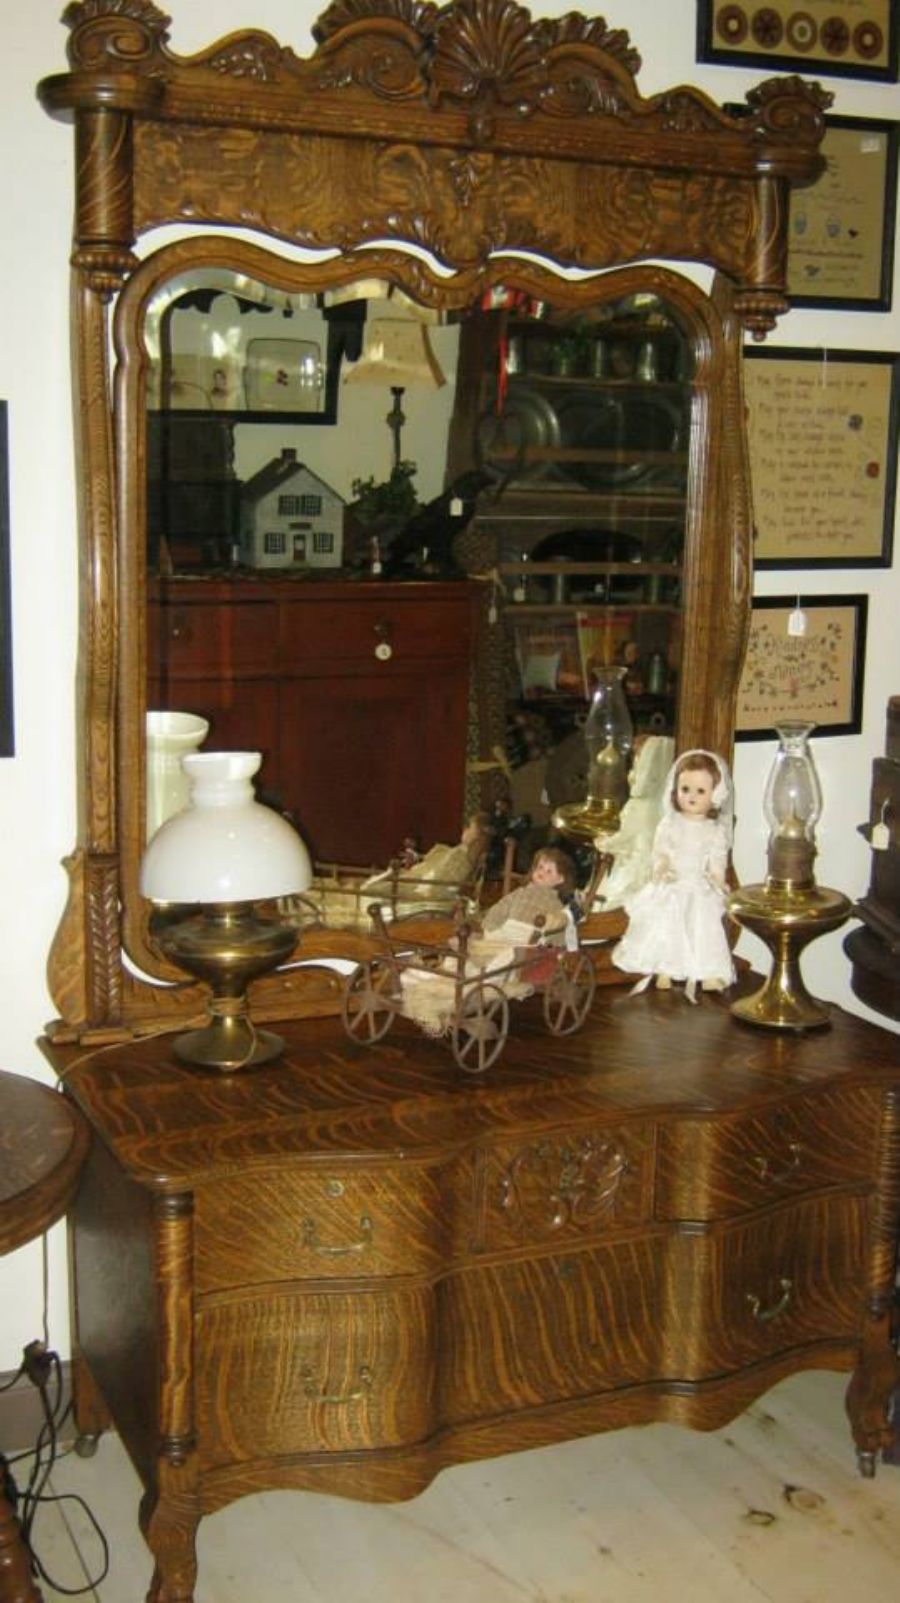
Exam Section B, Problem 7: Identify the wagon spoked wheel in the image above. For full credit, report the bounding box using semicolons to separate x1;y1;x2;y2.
451;982;509;1074
543;951;596;1035
341;960;400;1044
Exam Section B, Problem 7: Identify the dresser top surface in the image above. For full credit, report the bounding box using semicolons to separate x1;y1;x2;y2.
42;988;900;1190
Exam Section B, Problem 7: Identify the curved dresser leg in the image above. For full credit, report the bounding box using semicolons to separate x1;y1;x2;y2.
845;1312;900;1477
140;1487;200;1603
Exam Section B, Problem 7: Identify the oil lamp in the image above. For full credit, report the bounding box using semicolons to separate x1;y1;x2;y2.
140;751;312;1071
552;666;634;845
728;722;850;1031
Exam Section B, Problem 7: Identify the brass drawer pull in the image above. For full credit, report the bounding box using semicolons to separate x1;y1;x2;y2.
374;620;393;662
752;1142;802;1184
746;1277;793;1323
302;1364;373;1405
301;1214;373;1257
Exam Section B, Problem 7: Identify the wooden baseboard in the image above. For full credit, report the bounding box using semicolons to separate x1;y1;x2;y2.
0;1361;74;1454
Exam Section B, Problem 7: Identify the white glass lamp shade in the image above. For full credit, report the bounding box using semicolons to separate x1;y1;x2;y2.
763;721;823;841
140;751;312;904
145;710;210;840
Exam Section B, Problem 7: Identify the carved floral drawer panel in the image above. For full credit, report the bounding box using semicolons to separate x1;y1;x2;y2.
655;1086;882;1219
196;1284;437;1466
476;1124;654;1250
193;1158;475;1290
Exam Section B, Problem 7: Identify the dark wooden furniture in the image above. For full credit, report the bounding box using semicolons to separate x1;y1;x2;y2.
149;577;477;864
37;0;829;1045
846;696;900;1023
46;994;900;1603
0;1074;88;1603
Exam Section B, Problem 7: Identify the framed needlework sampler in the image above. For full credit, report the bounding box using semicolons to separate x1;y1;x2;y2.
744;347;899;568
736;594;868;739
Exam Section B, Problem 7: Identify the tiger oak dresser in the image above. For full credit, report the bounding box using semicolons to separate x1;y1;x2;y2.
45;985;900;1603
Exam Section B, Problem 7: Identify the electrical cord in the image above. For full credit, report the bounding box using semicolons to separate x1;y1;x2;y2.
4;1341;110;1594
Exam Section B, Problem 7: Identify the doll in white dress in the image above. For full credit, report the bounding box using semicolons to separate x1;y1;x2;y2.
612;749;735;999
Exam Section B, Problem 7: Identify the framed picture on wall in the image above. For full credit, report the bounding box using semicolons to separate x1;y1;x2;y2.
697;2;898;82
787;115;898;310
743;347;899;568
736;595;868;740
0;402;12;757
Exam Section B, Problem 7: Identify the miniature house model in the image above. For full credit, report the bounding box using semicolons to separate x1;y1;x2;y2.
240;448;345;569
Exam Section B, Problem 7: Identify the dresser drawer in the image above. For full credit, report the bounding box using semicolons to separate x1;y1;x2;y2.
478;1124;653;1251
196;1283;436;1466
152;600;278;672
279;591;473;667
194;1160;471;1291
438;1234;668;1424
656;1086;881;1220
661;1192;867;1379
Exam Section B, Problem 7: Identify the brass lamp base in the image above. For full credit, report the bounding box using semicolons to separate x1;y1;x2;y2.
151;902;298;1072
728;881;851;1032
552;797;622;844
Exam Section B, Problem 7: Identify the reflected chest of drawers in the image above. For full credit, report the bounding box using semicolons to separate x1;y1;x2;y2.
46;990;900;1603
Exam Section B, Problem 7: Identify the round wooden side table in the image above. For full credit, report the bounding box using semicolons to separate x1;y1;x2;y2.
0;1072;88;1603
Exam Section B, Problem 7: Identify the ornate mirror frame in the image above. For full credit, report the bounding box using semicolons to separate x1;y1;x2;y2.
38;0;828;1045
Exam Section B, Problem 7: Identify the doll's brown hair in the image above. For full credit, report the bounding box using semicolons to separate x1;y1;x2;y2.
531;845;576;893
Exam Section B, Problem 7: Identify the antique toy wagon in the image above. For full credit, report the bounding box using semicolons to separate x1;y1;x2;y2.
341;900;597;1073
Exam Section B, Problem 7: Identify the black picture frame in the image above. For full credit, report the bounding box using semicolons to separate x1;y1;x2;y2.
736;594;868;740
697;1;898;83
0;402;12;757
788;115;898;312
743;347;899;569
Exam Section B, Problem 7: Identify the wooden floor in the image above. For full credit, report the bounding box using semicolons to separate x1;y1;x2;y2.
25;1371;900;1601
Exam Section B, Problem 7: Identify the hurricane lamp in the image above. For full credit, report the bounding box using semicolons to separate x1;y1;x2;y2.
729;722;850;1031
140;751;312;1072
552;666;634;844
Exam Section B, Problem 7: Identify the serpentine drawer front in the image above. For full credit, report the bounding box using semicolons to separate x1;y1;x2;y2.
196;1284;437;1464
655;1085;882;1219
193;1159;473;1290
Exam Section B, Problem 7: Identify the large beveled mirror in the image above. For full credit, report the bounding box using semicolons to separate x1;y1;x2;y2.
39;0;828;1045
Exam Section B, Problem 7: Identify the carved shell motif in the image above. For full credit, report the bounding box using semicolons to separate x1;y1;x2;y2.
429;0;546;108
315;0;642;124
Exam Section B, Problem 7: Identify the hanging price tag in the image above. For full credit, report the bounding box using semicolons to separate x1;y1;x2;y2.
871;802;890;850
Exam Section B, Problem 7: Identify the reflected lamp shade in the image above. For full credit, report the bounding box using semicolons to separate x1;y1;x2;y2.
140;751;312;904
342;318;446;390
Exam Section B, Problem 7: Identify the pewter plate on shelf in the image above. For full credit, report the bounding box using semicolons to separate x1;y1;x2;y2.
554;391;682;489
475;386;560;481
243;338;325;411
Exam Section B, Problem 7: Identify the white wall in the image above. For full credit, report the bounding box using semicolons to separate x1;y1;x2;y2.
2;0;898;1364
